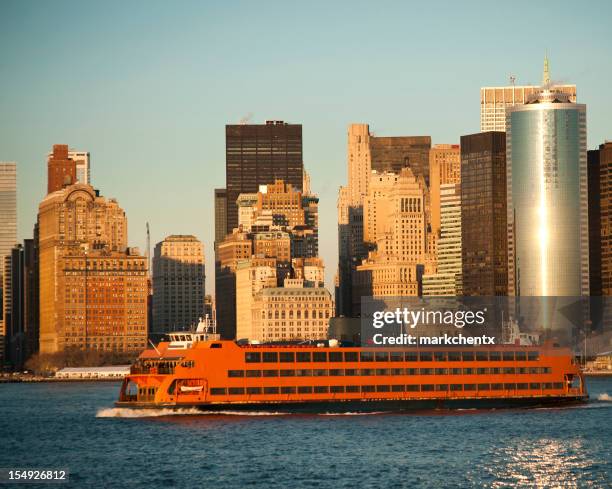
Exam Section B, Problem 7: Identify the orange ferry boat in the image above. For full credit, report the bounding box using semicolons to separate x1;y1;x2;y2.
116;326;588;412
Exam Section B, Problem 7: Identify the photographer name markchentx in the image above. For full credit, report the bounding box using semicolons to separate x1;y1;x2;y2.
370;333;496;346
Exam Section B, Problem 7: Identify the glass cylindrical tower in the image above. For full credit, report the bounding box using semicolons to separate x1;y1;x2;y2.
507;88;588;297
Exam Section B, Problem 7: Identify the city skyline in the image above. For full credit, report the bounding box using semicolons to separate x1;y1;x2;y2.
2;1;612;293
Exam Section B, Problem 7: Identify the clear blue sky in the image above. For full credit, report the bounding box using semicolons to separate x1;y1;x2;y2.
1;0;611;294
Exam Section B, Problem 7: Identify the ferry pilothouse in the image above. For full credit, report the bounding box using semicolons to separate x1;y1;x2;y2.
117;318;587;412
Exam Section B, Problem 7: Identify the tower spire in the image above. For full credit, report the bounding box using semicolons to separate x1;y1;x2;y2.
543;53;550;87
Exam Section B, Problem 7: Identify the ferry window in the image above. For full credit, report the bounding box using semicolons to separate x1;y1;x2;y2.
421;384;434;392
448;352;461;361
553;382;564;389
478;384;490;391
210;388;226;395
517;383;528;390
490;368;501;374
376;385;391;392
420;368;433;375
376;369;389;376
375;352;389;362
280;352;295;363
463;384;476;391
528;351;539;361
211;343;222;349
542;367;551;374
228;387;245;395
390;352;403;362
476;352;488;361
463;368;474;375
313;352;327;362
515;351;527;361
518;367;528;374
313;369;328;377
360;352;374;362
330;386;345;393
450;384;462;391
264;387;280;394
491;383;503;390
434;352;447;362
502;352;515;361
504;383;516;390
246;370;262;378
503;367;515;374
344;352;358;362
462;351;475;361
346;385;360;393
406;385;419;392
435;384;448;391
392;385;404;392
247;387;262;395
529;367;539;374
263;352;278;363
361;385;375;393
297;352;311;362
360;369;374;376
330;369;344;376
263;370;278;377
391;368;404;376
296;369;312;377
489;352;501;361
297;386;313;394
345;369;358;376
435;368;448;375
281;386;296;394
329;352;343;362
280;370;295;377
228;370;245;377
529;383;541;390
419;352;433;362
405;352;418;362
245;352;261;363
451;368;462;375
406;368;418;375
314;386;329;393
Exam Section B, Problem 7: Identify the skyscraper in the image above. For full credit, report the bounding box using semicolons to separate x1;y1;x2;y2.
152;235;206;334
38;183;147;353
0;162;17;282
481;82;576;132
461;132;508;296
429;144;461;237
587;148;602;296
591;142;612;295
225;121;303;235
214;188;227;247
47;144;77;194
507;83;588;296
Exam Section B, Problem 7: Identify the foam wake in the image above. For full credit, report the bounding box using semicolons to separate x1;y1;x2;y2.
597;392;611;401
96;407;290;418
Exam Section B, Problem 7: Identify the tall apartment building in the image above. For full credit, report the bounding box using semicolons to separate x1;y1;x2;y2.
152;235;206;334
47;148;90;185
587;148;602;296
423;183;462;296
429;144;460;237
507;86;588;296
249;280;334;342
38;182;147;353
461;132;508;296
224;121;303;235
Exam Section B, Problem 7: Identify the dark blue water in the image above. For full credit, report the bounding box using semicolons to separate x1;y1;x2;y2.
1;378;611;488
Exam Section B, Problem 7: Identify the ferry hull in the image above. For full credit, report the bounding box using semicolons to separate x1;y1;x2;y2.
115;395;588;413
